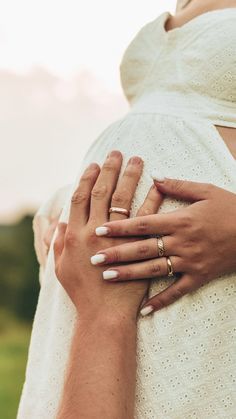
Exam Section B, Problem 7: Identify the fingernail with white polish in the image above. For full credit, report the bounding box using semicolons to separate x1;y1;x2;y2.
95;226;109;236
150;170;166;182
152;176;165;183
90;254;106;265
103;270;119;280
140;305;154;317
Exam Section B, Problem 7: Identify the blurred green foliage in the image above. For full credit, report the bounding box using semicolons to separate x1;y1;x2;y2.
0;215;40;321
0;214;40;418
0;312;31;419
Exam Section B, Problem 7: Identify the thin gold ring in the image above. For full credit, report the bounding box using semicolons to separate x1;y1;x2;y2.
166;257;174;277
109;207;130;217
157;237;165;257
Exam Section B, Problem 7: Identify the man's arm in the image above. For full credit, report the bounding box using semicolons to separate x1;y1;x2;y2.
57;314;137;419
53;153;158;418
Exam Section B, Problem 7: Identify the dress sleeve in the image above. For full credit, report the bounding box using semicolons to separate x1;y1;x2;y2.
32;184;73;285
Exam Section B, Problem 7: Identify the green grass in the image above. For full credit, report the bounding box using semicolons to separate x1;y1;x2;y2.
0;314;31;419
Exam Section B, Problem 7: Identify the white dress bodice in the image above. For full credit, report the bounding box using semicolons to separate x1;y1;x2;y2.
121;10;236;126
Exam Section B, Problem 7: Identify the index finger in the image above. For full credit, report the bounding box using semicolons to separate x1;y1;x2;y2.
95;212;179;237
68;163;100;228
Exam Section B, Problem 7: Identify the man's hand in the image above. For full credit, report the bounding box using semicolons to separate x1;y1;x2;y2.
54;151;162;419
54;151;162;321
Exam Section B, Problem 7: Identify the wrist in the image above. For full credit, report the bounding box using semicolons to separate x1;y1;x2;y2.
78;308;137;332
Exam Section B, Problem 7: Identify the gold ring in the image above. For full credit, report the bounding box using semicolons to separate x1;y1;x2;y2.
109;207;130;217
166;257;174;277
157;237;165;257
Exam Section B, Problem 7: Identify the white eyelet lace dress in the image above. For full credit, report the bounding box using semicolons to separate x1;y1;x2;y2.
18;9;236;419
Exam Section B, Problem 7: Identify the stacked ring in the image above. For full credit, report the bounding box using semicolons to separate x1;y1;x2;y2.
166;257;174;277
157;237;165;257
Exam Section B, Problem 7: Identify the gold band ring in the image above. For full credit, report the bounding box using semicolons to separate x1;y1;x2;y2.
157;237;165;257
166;257;174;277
109;207;130;217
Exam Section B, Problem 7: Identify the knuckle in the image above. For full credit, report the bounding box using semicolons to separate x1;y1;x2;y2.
124;268;133;280
112;191;128;206
136;219;149;233
86;229;98;245
123;168;135;179
64;230;78;248
181;238;192;251
138;243;150;257
91;184;108;200
103;162;116;173
195;261;205;275
110;248;120;262
80;173;92;182
191;221;204;237
152;297;165;309
138;206;153;216
199;263;210;278
170;287;185;301
71;190;88;205
179;212;194;229
149;260;161;275
171;179;185;193
192;246;203;261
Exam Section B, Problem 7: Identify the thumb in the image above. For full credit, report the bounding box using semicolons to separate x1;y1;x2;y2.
153;177;211;202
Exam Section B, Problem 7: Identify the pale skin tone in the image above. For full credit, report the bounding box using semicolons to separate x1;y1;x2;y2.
54;151;162;419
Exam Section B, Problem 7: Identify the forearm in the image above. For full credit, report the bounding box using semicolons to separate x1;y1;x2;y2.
57;313;137;419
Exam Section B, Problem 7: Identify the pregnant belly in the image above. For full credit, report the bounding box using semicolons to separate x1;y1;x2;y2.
216;126;236;160
73;113;236;213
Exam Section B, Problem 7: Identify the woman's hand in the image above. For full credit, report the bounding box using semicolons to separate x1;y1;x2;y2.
53;151;162;322
92;178;236;316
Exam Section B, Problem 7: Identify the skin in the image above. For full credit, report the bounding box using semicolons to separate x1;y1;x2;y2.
54;151;162;419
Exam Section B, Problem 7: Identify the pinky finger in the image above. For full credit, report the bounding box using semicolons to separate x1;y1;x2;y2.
140;274;196;316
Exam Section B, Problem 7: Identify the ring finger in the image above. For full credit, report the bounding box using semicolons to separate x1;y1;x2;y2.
109;156;143;221
101;256;183;281
91;236;176;265
89;150;123;224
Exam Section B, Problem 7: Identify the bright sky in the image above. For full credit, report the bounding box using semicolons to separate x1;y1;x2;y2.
0;0;176;222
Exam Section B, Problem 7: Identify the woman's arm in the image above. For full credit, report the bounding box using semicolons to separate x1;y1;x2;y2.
54;151;162;418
